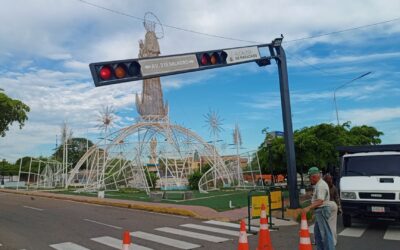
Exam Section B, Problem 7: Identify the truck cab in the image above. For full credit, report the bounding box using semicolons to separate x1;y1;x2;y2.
337;144;400;227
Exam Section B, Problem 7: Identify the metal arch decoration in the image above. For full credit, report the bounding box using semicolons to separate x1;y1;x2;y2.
143;12;164;39
66;120;236;193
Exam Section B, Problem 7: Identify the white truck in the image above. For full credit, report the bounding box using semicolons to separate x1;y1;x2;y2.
337;144;400;227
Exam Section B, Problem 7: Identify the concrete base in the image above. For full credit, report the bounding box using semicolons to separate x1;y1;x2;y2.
97;190;105;199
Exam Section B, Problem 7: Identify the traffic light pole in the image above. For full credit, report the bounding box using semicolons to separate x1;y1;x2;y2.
274;44;299;209
89;38;300;208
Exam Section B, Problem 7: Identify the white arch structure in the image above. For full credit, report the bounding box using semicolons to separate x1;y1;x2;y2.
66;120;235;194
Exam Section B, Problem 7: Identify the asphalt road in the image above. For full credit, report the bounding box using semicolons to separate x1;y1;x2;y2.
334;215;400;250
0;192;399;250
0;192;298;250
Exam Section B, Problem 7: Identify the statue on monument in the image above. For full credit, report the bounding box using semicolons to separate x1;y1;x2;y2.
136;12;168;120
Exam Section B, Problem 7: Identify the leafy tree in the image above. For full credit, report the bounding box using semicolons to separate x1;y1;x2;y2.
188;170;203;190
254;122;383;175
348;125;382;145
1;159;19;176
187;165;211;190
145;169;159;190
53;137;94;168
0;92;30;137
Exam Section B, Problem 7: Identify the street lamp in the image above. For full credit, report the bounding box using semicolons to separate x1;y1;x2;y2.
333;71;372;125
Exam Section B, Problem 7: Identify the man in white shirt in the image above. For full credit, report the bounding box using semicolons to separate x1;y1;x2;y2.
302;167;335;250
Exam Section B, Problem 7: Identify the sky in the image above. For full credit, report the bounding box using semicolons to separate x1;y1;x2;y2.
1;0;400;162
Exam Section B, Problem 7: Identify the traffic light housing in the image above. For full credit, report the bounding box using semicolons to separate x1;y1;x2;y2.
196;51;227;68
89;46;265;87
89;59;142;87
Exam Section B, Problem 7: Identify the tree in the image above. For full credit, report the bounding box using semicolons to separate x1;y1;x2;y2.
53;137;94;168
255;122;383;175
187;165;211;190
188;170;203;190
0;92;30;137
144;169;159;190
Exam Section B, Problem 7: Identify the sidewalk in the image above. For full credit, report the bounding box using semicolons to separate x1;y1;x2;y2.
0;188;299;226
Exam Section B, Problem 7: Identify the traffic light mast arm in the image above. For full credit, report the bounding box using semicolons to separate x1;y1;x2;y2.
89;43;277;87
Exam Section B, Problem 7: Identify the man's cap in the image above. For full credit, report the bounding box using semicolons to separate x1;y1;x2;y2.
308;166;320;175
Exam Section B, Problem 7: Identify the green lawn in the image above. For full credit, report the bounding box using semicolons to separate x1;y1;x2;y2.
56;189;256;212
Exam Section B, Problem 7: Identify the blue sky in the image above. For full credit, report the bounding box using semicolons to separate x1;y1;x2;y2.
1;0;400;162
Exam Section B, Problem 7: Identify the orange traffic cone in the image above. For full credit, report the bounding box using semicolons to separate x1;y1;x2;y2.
299;212;312;250
257;203;273;250
122;231;131;250
237;219;249;250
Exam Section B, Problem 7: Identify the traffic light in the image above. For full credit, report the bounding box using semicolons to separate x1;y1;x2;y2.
196;51;227;67
89;59;142;87
89;46;265;87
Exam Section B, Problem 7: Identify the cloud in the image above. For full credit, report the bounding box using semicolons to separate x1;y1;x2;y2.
292;52;400;67
340;107;400;125
0;65;141;160
1;0;400;161
63;60;89;71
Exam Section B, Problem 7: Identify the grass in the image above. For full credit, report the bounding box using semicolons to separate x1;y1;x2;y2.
173;190;249;211
55;188;253;212
52;185;295;212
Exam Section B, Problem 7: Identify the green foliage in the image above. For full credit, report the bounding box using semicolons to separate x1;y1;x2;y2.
255;122;383;174
0;92;30;137
187;165;211;190
53;137;94;168
0;159;19;176
15;156;40;173
188;170;203;190
145;169;159;190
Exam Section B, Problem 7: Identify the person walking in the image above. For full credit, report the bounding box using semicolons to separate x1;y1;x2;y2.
302;167;335;250
324;174;340;246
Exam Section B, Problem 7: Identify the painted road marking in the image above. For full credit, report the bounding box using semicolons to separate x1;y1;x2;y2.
338;226;366;237
383;225;400;241
131;231;201;249
156;227;229;243
91;236;152;250
23;206;43;211
83;219;122;229
49;242;89;250
180;224;246;236
204;220;260;231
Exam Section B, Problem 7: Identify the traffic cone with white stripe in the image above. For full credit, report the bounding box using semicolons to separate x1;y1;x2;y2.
299;212;312;250
122;230;131;250
257;203;273;250
237;219;249;250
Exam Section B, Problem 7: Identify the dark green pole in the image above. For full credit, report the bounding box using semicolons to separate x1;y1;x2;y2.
274;42;299;209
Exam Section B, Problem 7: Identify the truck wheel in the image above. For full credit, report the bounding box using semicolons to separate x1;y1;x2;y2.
342;214;352;227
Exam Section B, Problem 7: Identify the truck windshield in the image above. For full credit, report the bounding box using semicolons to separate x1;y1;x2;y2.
343;154;400;176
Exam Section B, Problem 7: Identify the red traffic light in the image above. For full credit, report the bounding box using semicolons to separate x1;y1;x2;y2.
90;60;142;86
201;53;210;65
99;66;112;80
197;51;227;67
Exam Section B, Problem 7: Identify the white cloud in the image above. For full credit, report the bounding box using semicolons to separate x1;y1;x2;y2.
292;52;400;67
1;0;400;161
47;53;73;60
63;60;89;71
341;107;400;125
